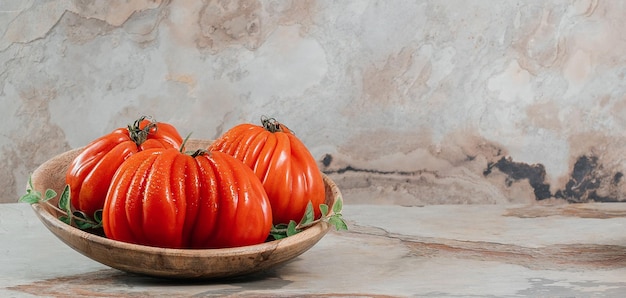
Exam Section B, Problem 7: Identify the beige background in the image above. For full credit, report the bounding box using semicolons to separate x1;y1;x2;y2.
2;0;626;204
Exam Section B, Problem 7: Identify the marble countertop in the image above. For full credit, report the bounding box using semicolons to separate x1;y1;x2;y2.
2;202;626;297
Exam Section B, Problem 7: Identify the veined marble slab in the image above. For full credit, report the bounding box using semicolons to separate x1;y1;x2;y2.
2;202;626;297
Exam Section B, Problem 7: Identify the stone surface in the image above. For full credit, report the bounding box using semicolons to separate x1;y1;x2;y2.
2;1;626;204
2;202;626;297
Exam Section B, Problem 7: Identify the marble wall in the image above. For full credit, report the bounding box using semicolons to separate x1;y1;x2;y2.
1;0;625;204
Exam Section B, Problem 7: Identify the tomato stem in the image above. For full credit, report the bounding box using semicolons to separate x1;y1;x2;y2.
190;149;208;158
127;116;157;147
261;116;283;133
180;132;193;153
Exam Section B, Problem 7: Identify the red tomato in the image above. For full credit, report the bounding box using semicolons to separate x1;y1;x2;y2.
208;117;325;224
102;148;272;249
66;117;183;217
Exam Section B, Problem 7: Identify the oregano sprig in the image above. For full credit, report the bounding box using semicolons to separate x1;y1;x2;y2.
270;197;348;240
19;177;103;230
20;175;348;239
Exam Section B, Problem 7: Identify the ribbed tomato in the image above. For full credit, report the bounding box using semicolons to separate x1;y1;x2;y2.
102;148;273;249
66;117;183;217
208;117;325;224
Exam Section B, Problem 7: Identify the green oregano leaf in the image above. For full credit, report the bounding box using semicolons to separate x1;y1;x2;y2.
57;185;73;225
273;223;288;230
73;210;88;219
332;197;343;214
319;204;329;218
272;234;287;240
93;209;103;224
44;189;57;201
28;176;34;191
299;201;314;226
59;215;71;225
328;215;348;231
58;185;71;213
269;223;288;240
287;220;298;237
19;177;38;204
75;220;94;230
19;193;40;204
71;210;103;229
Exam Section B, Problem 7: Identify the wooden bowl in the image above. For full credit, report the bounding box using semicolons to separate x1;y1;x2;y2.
29;139;341;279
